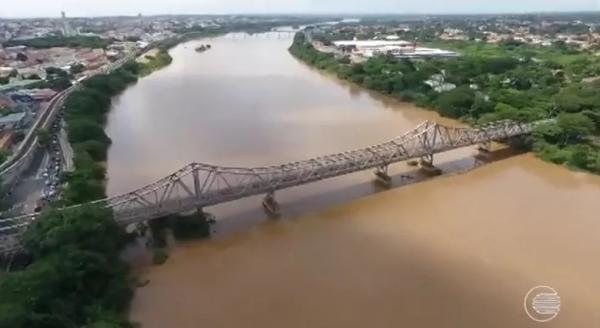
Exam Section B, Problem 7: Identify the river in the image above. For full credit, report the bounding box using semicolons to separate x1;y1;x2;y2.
104;31;600;327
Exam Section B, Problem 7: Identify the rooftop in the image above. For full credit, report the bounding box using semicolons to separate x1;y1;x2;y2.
0;112;26;124
333;40;415;48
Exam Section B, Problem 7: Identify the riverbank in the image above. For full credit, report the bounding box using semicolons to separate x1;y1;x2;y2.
130;154;600;328
0;57;163;327
103;29;600;328
61;62;141;204
138;49;173;77
289;32;600;175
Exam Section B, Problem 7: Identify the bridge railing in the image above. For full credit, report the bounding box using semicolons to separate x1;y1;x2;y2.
0;119;552;234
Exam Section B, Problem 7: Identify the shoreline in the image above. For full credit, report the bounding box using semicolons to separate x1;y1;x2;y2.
288;32;600;176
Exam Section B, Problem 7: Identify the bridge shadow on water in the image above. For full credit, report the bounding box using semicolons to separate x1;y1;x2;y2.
205;146;523;238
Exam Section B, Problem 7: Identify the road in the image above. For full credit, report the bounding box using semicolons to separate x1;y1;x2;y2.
5;119;66;215
0;48;138;186
0;49;144;217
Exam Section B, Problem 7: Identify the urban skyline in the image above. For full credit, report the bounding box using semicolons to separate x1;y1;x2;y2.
1;0;600;18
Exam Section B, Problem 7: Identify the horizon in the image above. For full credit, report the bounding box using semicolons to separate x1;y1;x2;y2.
1;0;599;19
3;10;600;20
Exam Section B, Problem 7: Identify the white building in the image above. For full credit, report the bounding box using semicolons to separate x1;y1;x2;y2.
333;40;459;59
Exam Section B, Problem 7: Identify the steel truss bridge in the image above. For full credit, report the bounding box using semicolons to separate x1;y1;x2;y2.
223;31;297;40
0;119;548;253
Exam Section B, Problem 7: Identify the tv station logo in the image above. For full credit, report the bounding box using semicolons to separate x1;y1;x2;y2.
524;285;561;322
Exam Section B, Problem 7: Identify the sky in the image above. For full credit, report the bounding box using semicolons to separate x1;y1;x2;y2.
1;0;599;18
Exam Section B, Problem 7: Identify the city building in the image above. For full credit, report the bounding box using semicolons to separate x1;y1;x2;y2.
18;88;57;101
0;112;27;131
61;11;77;37
0;132;13;150
425;74;457;93
333;40;459;59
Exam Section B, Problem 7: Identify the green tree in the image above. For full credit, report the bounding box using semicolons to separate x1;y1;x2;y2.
70;63;86;75
436;86;476;118
0;206;133;328
0;149;10;165
557;112;595;143
37;128;52;147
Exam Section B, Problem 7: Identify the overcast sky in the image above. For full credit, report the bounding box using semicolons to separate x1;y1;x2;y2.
1;0;599;18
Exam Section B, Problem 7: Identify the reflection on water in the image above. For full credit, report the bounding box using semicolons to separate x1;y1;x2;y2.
104;32;600;328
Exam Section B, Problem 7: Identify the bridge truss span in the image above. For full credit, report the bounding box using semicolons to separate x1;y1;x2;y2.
90;119;543;225
0;118;549;245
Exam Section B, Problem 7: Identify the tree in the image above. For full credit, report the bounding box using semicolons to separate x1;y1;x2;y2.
70;63;85;75
0;149;10;165
557;112;595;143
74;140;109;162
37;128;52;148
22;206;125;258
67;119;111;145
0;206;133;328
45;67;72;91
533;122;565;144
436;86;476;118
16;53;28;62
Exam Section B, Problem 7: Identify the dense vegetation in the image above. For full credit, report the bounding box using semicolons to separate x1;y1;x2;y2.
62;62;140;204
0;27;233;327
3;35;110;49
45;67;73;91
0;61;144;327
290;33;600;174
138;50;173;76
0;206;134;327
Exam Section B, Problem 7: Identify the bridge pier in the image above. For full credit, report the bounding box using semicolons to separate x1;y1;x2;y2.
262;192;280;217
419;153;434;167
374;165;391;187
419;154;442;176
476;141;493;161
196;207;216;224
478;141;492;153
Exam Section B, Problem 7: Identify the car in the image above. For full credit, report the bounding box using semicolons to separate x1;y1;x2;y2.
42;172;49;178
45;180;51;186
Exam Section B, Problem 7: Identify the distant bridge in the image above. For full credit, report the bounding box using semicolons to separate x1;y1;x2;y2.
0;119;548;253
223;31;297;40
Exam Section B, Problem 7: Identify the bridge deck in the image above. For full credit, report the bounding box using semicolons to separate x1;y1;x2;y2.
0;119;549;252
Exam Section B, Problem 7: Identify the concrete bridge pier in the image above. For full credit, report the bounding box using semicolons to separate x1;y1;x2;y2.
419;153;442;176
262;192;280;217
476;141;493;160
374;165;392;186
419;153;434;167
478;141;492;153
197;207;216;224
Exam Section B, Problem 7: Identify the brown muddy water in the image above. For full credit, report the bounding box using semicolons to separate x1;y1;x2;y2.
104;32;600;327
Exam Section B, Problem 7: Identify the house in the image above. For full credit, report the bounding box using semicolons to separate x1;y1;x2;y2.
425;74;456;93
0;132;13;150
26;88;57;101
0;112;27;131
